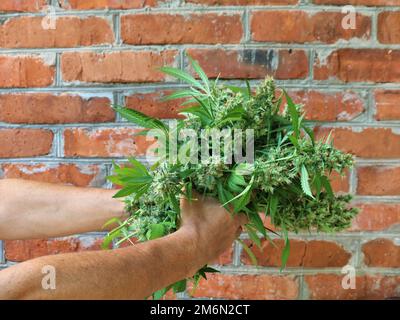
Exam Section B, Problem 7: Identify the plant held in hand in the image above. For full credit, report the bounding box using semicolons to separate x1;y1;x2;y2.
103;57;358;299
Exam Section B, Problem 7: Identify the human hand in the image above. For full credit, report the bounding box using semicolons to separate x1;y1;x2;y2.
179;191;247;267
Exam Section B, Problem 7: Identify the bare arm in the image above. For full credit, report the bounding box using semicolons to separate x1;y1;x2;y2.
0;179;126;240
0;194;245;299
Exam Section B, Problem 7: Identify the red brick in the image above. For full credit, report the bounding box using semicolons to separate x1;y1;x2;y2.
0;55;54;88
374;90;400;120
314;0;399;5
5;236;104;262
288;90;365;121
187;0;298;4
190;274;299;300
0;129;53;158
362;239;400;268
305;274;400;299
0;16;113;48
63;128;154;158
0;163;106;187
330;170;350;193
315;127;400;159
0;93;114;124
378;12;400;44
125;91;185;119
357;166;400;196
121;13;243;45
59;0;158;9
61;51;178;83
314;49;400;83
351;203;400;231
251;11;370;44
241;239;350;268
214;246;234;265
0;0;47;12
187;49;308;79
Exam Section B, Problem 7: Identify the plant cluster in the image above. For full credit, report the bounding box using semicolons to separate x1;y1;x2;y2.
104;57;358;299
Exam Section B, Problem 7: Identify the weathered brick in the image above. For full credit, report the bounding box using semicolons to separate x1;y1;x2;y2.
314;0;399;5
187;0;298;4
251;11;370;44
121;13;243;45
64;128;154;157
357;166;400;196
0;129;53;158
378;12;400;44
0;0;47;12
287;90;364;121
190;274;299;299
0;16;113;48
362;239;400;268
351;203;400;231
305;274;400;299
0;55;54;88
374;90;400;120
59;0;159;9
5;236;104;262
187;49;308;79
241;239;351;268
0;93;114;124
125;91;184;119
61;51;178;83
315;127;400;158
0;163;107;187
314;49;400;83
330;169;350;193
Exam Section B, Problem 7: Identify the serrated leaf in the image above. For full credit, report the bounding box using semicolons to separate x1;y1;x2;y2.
160;66;204;91
301;165;314;199
115;106;168;133
283;90;300;138
187;55;210;94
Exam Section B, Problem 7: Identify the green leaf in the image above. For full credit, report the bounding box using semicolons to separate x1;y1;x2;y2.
283;90;300;138
245;225;261;248
115;106;168;133
172;279;187;293
269;195;278;220
187;55;210;93
280;228;290;270
112;185;139;198
238;239;258;266
222;176;254;207
128;158;149;176
249;212;267;238
200;266;220;274
153;287;168;300
160;66;204;91
321;175;334;197
301;165;314;199
162;89;201;101
147;223;165;240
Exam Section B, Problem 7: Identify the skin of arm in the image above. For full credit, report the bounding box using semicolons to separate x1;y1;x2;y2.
0;179;127;240
0;192;245;299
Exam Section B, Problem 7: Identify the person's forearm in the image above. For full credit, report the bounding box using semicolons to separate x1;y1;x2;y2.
0;226;202;300
0;179;126;240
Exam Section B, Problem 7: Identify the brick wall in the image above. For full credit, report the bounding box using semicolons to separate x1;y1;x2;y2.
0;0;399;300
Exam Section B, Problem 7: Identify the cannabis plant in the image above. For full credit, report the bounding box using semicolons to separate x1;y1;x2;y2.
103;57;358;299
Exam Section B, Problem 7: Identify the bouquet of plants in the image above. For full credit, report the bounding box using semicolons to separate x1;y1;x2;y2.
103;57;358;299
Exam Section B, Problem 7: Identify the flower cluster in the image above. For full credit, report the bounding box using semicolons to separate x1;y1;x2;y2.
105;59;358;298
